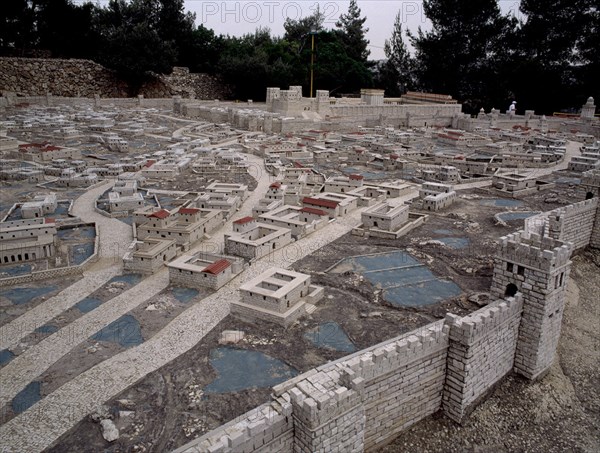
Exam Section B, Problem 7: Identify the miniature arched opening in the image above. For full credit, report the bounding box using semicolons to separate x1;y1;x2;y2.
505;283;518;297
585;192;594;200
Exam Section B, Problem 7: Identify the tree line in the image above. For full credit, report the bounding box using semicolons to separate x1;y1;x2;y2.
1;0;597;114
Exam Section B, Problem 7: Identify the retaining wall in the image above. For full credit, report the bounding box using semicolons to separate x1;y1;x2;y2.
0;58;231;99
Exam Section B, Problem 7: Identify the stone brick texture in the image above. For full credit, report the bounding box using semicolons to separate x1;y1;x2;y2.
0;58;231;99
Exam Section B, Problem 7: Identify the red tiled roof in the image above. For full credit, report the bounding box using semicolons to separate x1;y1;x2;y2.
302;197;339;209
390;154;399;159
40;145;62;152
45;218;55;223
148;209;170;219
202;259;231;275
270;182;282;189
233;216;254;224
300;207;328;216
144;160;156;168
293;161;304;168
178;207;200;215
349;174;364;180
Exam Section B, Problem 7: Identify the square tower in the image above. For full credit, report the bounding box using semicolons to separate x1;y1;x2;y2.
490;231;573;380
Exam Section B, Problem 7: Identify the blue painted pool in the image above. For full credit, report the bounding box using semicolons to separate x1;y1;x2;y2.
204;347;298;394
331;251;462;307
12;381;41;414
35;324;59;334
496;211;541;221
75;297;103;313
342;167;387;180
91;315;144;348
0;264;32;277
109;274;142;286
479;198;523;208
555;177;581;185
54;202;70;216
171;287;199;304
71;243;95;265
436;237;470;249
0;349;15;365
433;229;455;235
58;226;96;240
119;217;135;226
0;285;58;305
305;322;356;353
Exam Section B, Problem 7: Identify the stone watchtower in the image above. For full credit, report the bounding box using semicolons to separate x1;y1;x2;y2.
490;232;573;380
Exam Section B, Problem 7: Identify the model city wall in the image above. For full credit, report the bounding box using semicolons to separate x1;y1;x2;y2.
174;194;599;453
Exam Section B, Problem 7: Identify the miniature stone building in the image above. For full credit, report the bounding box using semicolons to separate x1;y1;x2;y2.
324;174;364;194
568;156;600;172
301;193;358;218
167;252;247;290
123;238;177;274
137;207;222;251
417;182;457;211
231;267;324;326
258;205;328;239
20;193;57;219
0;218;57;264
361;202;409;231
224;223;292;260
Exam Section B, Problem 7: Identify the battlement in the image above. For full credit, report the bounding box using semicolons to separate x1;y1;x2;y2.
445;295;523;344
497;231;572;271
581;168;600;188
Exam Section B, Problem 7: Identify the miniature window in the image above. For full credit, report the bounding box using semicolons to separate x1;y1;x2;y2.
517;265;525;276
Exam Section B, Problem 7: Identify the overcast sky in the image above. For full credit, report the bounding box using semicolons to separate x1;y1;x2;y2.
190;1;523;59
88;1;524;60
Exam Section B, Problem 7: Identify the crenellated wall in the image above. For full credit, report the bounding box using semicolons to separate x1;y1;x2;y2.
172;196;598;453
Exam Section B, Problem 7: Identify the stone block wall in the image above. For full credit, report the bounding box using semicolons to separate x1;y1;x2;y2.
547;198;599;249
443;295;523;422
491;232;572;380
0;58;231;99
359;321;448;449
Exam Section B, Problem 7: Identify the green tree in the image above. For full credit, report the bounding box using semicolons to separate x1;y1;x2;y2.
410;0;517;112
379;12;414;96
95;0;179;91
0;0;37;55
514;0;598;113
335;0;370;62
34;0;100;58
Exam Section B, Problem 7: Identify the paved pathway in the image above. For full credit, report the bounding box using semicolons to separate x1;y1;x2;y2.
0;209;363;453
0;182;131;352
0;265;120;351
0;269;169;409
0;155;418;451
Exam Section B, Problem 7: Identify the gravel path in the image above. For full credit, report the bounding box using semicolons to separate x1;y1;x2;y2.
0;269;170;410
0;265;120;351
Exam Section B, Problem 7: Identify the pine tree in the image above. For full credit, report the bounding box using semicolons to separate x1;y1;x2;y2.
381;12;414;96
516;0;598;113
410;0;516;112
335;0;369;62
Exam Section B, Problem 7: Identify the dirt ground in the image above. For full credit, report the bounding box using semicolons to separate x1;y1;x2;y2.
44;185;590;452
380;248;600;453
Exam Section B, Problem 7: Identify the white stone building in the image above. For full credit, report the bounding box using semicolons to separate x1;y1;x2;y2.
224;222;293;260
0;218;57;264
231;267;324;326
167;252;247;290
20;193;58;219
